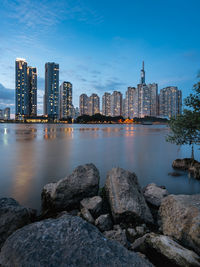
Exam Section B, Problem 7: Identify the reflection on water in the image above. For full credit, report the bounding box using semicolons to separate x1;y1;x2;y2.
0;123;200;210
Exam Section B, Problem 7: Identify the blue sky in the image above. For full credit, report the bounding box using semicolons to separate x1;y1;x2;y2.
0;0;200;115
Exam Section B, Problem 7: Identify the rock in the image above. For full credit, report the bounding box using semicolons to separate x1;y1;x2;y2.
0;197;36;249
0;214;153;267
168;172;182;177
159;194;200;255
136;226;145;237
80;207;94;224
172;158;198;170
127;228;137;242
41;163;100;213
95;214;113;232
188;162;200;180
80;196;102;218
132;233;200;267
143;183;169;208
105;168;153;225
104;228;130;249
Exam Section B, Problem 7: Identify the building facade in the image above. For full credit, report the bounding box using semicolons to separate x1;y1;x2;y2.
111;91;122;117
15;58;28;119
159;86;182;118
4;107;10;120
60;81;72;119
102;92;111;116
79;94;89;115
88;94;100;115
27;67;37;116
124;87;138;118
44;62;59;119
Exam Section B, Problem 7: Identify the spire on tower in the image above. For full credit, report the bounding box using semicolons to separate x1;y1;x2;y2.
141;61;145;84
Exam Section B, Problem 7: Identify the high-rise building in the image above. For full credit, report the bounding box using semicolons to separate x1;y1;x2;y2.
159;86;182;118
60;81;72;119
44;62;59;119
15;58;28;119
0;109;3;119
27;67;37;116
4;107;10;120
111;91;122;117
124;87;138;118
102;92;111;116
137;62;158;118
15;58;37;119
79;94;88;115
88;94;100;115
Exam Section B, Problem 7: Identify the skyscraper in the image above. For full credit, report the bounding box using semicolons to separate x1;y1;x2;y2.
15;58;28;119
4;107;10;120
27;67;37;116
79;94;89;115
102;92;111;116
159;86;182;118
88;94;100;115
60;81;72;119
111;91;122;117
44;62;59;119
141;61;145;84
124;87;138;118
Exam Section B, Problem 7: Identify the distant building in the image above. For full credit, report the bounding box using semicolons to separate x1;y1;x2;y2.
15;58;28;119
102;92;111;116
4;107;10;120
27;67;37;116
0;109;3;119
15;58;37;119
111;91;122;117
124;87;138;118
44;62;59;119
79;94;89;115
159;86;182;118
60;81;72;119
88;94;100;115
137;62;158;118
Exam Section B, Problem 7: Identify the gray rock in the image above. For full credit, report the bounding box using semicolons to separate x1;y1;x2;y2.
105;167;153;225
0;214;153;267
136;226;145;237
95;214;112;232
143;183;169;208
0;198;35;249
127;228;137;243
132;233;200;267
159;194;200;255
42;163;100;212
188;163;200;180
80;207;94;224
80;196;102;218
103;228;130;249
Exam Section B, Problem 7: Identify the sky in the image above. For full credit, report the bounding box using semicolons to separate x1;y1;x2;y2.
0;0;200;115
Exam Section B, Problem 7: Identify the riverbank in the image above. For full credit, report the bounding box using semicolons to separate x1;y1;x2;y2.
0;164;200;266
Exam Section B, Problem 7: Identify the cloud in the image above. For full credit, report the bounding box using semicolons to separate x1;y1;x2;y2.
92;79;126;92
0;83;15;112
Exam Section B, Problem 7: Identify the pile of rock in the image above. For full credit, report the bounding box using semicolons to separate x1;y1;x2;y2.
0;163;200;267
173;158;200;179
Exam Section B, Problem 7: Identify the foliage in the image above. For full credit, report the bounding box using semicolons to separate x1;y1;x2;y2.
166;75;200;159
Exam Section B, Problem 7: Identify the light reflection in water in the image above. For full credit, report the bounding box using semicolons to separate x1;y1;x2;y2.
0;123;199;210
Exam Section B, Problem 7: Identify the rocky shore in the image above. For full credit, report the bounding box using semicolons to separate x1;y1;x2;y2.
0;163;200;266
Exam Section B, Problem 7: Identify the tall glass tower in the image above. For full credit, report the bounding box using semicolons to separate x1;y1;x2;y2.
44;62;59;119
141;61;145;84
60;81;72;119
15;58;28;119
27;67;37;116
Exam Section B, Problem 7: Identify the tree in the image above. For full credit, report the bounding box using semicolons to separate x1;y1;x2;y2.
166;75;200;159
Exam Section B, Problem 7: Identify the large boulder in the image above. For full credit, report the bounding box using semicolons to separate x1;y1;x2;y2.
105;168;153;225
0;198;35;249
132;232;200;267
42;164;100;213
80;196;103;218
159;194;200;255
172;158;198;170
0;214;153;267
143;183;169;208
188;162;200;180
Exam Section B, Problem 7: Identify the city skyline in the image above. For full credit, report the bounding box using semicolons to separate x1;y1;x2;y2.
0;0;200;116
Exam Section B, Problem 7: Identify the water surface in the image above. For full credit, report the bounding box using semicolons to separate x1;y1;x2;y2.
0;123;199;210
